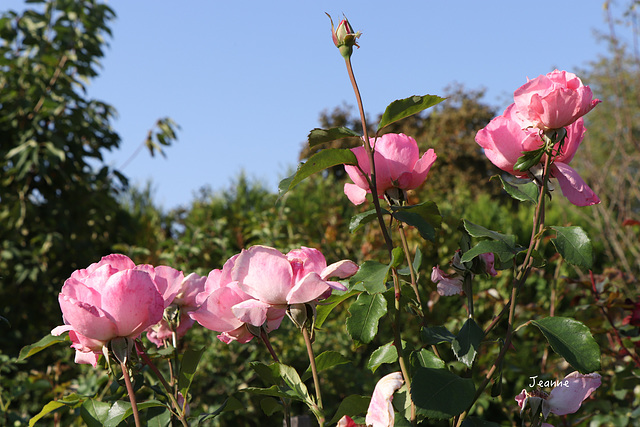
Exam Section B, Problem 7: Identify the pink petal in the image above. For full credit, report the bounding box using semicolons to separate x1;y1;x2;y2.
58;293;117;341
515;389;527;412
286;272;330;304
321;260;359;280
152;265;185;307
552;163;600;206
233;246;294;305
99;270;165;338
431;266;463;296
365;372;404;427
231;298;272;327
344;146;371;189
545;372;601;416
554;118;585;164
375;133;419;183
74;350;101;367
190;283;249;332
401;148;437;189
344;183;368;205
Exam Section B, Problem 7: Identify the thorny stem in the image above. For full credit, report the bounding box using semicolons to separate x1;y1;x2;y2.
302;327;325;426
456;149;554;427
120;360;141;427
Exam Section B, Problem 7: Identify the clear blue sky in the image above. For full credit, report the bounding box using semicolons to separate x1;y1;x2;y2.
4;1;625;209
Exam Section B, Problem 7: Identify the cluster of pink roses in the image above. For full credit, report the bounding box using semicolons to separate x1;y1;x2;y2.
190;245;358;343
476;70;601;207
52;247;358;366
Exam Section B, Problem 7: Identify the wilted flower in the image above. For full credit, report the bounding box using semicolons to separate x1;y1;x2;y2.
515;371;601;421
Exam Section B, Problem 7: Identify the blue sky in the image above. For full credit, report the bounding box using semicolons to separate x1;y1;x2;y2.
4;1;623;209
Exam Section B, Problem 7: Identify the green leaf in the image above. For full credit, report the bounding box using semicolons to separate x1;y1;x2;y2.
195;396;243;424
301;351;351;382
308;127;361;148
452;318;484;368
367;342;398;373
103;401;130;427
277;363;314;406
514;148;544;171
531;317;601;373
316;290;359;328
550;226;593;269
80;399;111;427
420;326;455;345
119;401;167;426
410;349;445;370
327;395;371;424
391;201;441;242
346;292;388;344
349;208;388;233
463;240;519;263
29;394;83;427
278;148;357;197
492;175;538;204
250;361;280;386
145;406;172;427
259;397;283;416
178;347;205;397
461;220;521;262
411;368;475;419
349;260;390;294
377;95;445;131
241;386;296;400
19;333;68;360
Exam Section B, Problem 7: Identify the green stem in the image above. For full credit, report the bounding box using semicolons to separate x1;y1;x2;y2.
259;330;292;427
120;360;141;427
456;153;553;427
398;224;422;311
302;327;324;426
344;56;394;256
135;341;189;426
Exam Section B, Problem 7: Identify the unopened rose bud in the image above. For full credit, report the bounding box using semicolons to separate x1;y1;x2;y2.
327;13;361;59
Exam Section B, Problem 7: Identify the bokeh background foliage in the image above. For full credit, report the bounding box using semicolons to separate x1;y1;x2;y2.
1;1;639;425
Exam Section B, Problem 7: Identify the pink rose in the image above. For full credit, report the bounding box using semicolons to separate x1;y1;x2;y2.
476;104;600;206
190;255;286;344
516;372;601;420
233;245;356;307
52;254;165;366
344;133;436;205
513;69;601;130
431;265;463;296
